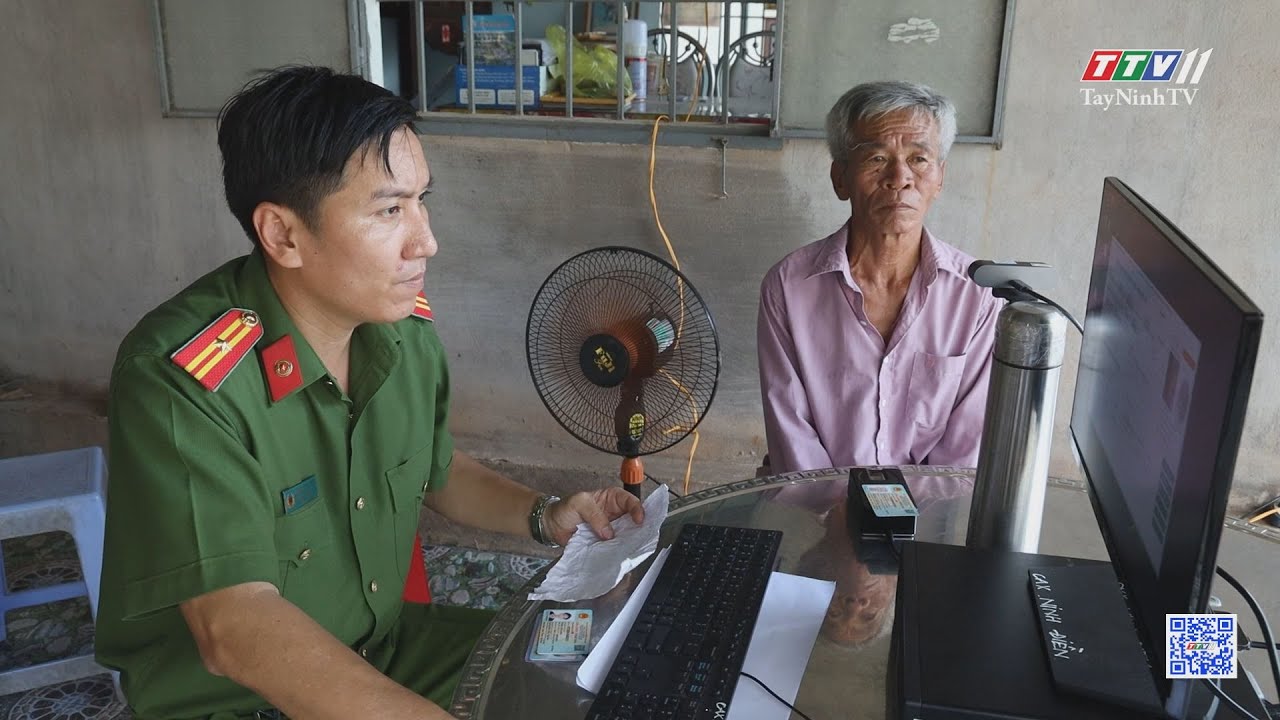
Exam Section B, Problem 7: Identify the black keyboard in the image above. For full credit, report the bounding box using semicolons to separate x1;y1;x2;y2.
585;523;782;720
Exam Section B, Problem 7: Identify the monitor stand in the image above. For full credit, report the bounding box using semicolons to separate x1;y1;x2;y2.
1027;563;1166;715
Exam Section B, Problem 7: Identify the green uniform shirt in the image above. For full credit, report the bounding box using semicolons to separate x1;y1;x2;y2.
96;251;455;719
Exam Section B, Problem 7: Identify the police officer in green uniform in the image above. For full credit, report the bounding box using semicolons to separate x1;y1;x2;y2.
95;66;644;720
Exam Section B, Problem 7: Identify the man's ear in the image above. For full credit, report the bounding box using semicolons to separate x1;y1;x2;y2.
253;202;305;269
830;161;851;201
938;159;946;192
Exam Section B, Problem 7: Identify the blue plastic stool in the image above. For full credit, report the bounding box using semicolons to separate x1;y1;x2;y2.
0;447;109;695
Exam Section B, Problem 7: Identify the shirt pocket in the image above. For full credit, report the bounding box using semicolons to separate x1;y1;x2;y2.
274;498;336;603
385;441;434;581
906;351;968;441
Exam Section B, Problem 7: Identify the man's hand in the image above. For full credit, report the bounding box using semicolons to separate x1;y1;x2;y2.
543;488;645;546
430;453;646;547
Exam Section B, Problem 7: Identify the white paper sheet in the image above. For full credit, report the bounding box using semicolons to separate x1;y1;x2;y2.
576;554;835;720
727;573;835;720
575;546;672;693
527;487;670;602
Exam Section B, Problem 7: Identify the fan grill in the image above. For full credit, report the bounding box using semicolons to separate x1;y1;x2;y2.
527;247;720;456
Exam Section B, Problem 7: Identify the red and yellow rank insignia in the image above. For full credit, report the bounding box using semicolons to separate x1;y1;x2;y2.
170;309;264;391
259;334;303;403
412;292;434;322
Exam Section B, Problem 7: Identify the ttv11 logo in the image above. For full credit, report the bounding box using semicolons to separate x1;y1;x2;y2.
1081;49;1212;83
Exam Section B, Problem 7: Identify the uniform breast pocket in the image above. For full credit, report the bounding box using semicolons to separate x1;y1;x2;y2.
386;442;434;579
906;351;968;439
274;499;336;604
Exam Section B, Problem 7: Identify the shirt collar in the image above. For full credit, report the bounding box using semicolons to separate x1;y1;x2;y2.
917;228;941;286
921;227;972;281
805;220;960;288
348;319;403;411
235;251;329;403
805;221;855;280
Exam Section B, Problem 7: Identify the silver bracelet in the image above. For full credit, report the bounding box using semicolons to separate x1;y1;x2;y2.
529;494;562;547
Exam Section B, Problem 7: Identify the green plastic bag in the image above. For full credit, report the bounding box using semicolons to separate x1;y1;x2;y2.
545;24;632;98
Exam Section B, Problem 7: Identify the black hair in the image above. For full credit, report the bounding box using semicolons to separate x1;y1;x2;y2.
216;65;419;246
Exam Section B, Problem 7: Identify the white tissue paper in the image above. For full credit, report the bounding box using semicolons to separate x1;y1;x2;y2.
527;486;670;602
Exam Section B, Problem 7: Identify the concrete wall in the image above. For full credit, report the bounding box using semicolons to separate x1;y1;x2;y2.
2;1;1278;510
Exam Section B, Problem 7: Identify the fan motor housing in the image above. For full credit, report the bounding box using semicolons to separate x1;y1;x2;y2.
580;334;631;387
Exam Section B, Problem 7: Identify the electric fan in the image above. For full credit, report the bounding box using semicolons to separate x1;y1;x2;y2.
526;246;720;497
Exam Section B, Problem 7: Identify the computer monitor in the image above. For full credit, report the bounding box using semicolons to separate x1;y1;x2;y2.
1070;177;1263;713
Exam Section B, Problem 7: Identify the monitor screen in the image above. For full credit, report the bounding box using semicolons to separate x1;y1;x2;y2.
1070;177;1262;708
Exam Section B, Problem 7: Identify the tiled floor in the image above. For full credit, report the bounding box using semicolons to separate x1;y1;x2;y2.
0;532;547;719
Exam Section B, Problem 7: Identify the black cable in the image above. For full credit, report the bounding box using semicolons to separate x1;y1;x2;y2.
1234;625;1280;652
1008;280;1085;333
1201;678;1263;720
1216;565;1280;695
739;671;815;720
645;473;681;498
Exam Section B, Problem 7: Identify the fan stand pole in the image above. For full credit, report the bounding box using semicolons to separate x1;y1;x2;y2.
621;456;644;498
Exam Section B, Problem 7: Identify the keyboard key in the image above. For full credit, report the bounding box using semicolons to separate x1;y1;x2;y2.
585;524;781;719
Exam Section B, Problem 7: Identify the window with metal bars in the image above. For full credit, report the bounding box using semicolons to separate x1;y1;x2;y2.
149;1;1011;147
372;1;784;148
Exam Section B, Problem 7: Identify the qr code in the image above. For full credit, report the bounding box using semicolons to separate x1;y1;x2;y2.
1166;614;1236;679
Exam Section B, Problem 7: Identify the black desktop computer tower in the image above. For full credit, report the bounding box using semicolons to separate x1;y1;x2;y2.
889;541;1147;720
889;541;1270;720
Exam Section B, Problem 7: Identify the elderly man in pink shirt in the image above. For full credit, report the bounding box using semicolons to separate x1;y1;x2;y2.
757;81;1001;505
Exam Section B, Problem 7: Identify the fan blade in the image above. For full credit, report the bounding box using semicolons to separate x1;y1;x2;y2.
646;313;677;370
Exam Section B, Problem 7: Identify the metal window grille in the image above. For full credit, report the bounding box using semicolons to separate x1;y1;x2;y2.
373;1;784;143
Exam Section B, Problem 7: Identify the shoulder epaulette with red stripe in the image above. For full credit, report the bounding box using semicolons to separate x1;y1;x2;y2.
170;308;264;391
412;292;434;322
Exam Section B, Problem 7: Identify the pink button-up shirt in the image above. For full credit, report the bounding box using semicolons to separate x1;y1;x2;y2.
757;222;1001;478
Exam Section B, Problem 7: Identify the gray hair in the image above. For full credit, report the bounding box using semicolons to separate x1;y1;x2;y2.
825;81;957;163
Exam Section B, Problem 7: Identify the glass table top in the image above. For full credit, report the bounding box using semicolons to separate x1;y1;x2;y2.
449;466;1279;719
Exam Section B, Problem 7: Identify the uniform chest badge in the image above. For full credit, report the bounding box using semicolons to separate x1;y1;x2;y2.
170;309;264;391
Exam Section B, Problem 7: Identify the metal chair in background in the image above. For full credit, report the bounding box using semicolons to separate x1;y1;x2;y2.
717;29;776;116
647;28;714;100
